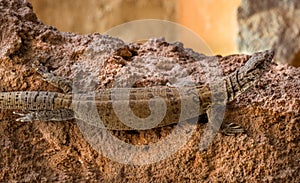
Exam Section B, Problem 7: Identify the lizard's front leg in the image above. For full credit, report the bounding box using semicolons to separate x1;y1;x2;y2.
206;108;245;136
33;64;73;93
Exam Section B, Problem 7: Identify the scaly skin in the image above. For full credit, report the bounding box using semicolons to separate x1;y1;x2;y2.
0;50;274;133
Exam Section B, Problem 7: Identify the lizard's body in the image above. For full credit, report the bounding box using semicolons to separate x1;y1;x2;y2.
0;86;212;130
0;50;274;134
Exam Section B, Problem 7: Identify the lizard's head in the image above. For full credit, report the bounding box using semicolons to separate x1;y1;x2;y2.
243;49;275;76
226;49;275;102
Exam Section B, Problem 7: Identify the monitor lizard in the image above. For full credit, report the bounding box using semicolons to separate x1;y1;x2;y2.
0;49;275;135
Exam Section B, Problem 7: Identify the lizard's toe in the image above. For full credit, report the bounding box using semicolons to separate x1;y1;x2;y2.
221;122;245;136
13;111;35;122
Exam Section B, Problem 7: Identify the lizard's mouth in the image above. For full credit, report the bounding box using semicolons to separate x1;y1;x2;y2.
248;49;275;74
263;49;275;65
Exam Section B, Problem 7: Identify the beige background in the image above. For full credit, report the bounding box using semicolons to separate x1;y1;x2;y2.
28;0;241;55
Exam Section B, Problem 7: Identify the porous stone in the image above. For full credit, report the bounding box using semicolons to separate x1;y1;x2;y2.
0;0;299;182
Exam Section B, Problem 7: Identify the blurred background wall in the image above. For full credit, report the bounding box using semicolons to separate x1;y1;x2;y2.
28;0;299;66
28;0;240;55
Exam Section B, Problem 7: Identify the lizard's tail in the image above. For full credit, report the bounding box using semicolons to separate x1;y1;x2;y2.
0;91;72;110
225;49;275;102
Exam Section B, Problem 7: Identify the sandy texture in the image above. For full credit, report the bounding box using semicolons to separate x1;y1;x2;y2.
0;0;299;182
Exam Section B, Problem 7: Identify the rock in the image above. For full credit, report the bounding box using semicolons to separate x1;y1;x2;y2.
0;0;299;182
238;0;300;66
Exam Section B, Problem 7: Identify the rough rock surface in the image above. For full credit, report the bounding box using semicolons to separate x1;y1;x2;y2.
237;0;300;66
0;0;299;182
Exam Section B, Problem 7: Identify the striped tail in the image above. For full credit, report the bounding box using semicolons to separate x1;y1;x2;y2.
0;91;72;110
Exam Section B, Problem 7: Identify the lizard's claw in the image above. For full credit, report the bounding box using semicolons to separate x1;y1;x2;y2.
221;123;245;136
13;111;36;122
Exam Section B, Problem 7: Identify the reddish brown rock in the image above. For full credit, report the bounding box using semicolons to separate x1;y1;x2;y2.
0;0;299;182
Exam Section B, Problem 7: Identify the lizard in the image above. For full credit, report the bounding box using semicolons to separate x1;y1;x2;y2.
0;49;275;135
